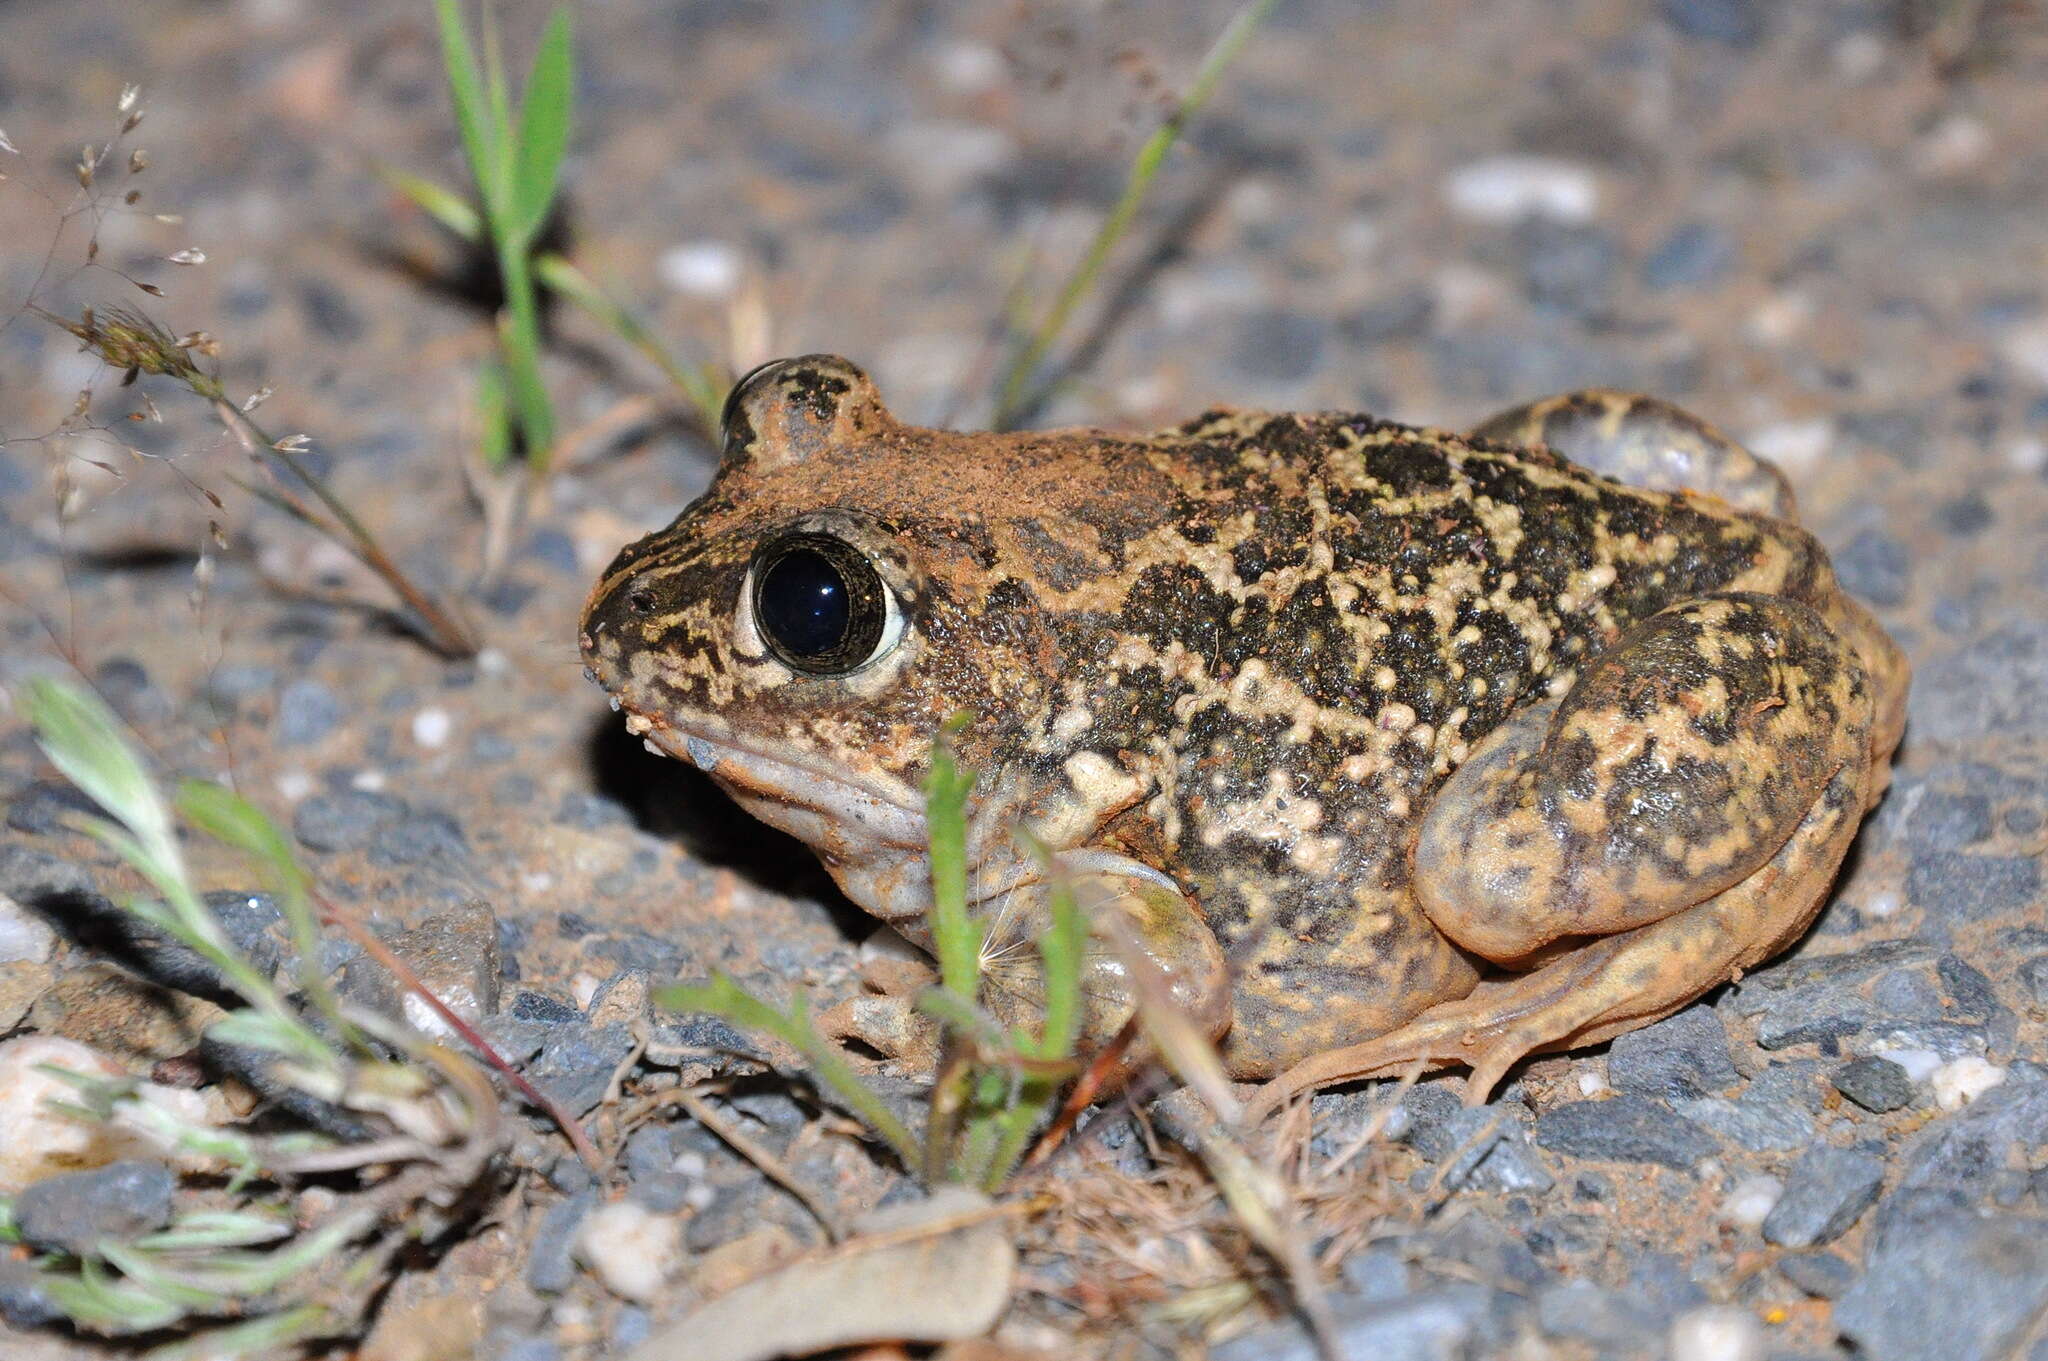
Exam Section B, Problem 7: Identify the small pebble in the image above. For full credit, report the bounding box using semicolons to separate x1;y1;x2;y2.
0;892;57;964
1932;1056;2007;1110
657;241;742;299
411;707;453;749
1718;1175;1782;1229
574;1201;679;1303
1879;1047;1944;1083
1443;155;1599;224
1668;1305;1766;1361
1832;1056;1915;1113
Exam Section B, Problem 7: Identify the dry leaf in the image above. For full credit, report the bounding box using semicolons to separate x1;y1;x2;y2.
628;1187;1016;1361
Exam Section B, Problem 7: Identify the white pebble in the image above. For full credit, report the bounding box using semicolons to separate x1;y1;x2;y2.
1443;155;1600;225
411;706;453;750
1745;291;1814;347
1864;889;1904;919
1744;418;1833;479
1878;1047;1944;1083
476;646;512;677
1998;320;2048;386
1669;1305;1766;1361
1578;1069;1611;1098
932;39;1004;95
350;768;387;793
1718;1174;1783;1229
1932;1056;2006;1110
0;1037;211;1191
656;240;742;300
2006;436;2048;475
571;972;603;1009
0;893;57;964
574;1202;680;1302
274;770;315;803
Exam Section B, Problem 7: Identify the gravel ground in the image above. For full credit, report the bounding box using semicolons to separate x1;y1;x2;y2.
1;2;2045;1359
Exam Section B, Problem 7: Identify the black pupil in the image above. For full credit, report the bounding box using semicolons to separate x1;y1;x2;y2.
758;548;851;658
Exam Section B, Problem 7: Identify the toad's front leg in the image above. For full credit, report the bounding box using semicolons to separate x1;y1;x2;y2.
825;851;1230;1070
1249;591;1878;1117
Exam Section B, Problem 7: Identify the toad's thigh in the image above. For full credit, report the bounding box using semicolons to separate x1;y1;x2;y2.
1414;593;1873;963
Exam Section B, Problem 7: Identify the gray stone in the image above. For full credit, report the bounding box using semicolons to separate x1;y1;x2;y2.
1831;529;1911;607
1517;219;1619;315
1679;1062;1821;1152
1534;1095;1717;1170
1340;1247;1411;1303
1871;966;1946;1020
1833;1056;1915;1112
525;1193;595;1293
1536;1279;1660;1346
1908;624;2048;744
5;779;105;835
1641;222;1735;291
1939;954;2001;1018
1893;1080;2048;1203
13;1159;176;1255
1762;1146;1884;1247
292;789;406;853
1426;1106;1556;1194
1229;309;1329;384
1628;1251;1709;1318
1908;851;2041;920
510;990;582;1024
1606;1005;1739;1101
1836;1201;2048;1361
367;807;469;867
1660;0;1764;46
341;900;500;1026
0;1254;60;1328
1778;1250;1857;1299
523;1023;637;1115
274;678;342;745
1912;793;1994;849
2019;955;2048;1013
1214;1283;1518;1361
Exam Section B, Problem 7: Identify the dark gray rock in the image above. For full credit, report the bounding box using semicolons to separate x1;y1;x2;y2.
1938;954;2001;1018
1871;965;1946;1020
1627;1251;1709;1319
1535;1279;1661;1346
1606;1005;1739;1101
292;789;407;853
554;791;632;830
13;1160;176;1255
1762;1146;1884;1247
1907;623;2048;744
1423;1106;1556;1194
1534;1095;1717;1170
1833;1056;1915;1112
522;1023;637;1115
274;678;342;746
1214;1283;1519;1361
1778;1250;1857;1299
525;1193;595;1293
1641;222;1735;290
0;845;99;909
1660;0;1763;46
510;990;582;1024
1831;528;1912;607
1907;851;2041;920
1836;1201;2048;1361
5;779;106;835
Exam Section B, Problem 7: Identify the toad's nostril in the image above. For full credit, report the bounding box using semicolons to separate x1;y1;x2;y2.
626;588;658;616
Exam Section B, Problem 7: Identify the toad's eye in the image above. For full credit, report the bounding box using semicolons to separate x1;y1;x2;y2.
749;532;897;675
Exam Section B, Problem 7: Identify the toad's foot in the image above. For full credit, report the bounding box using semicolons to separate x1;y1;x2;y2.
1247;592;1877;1120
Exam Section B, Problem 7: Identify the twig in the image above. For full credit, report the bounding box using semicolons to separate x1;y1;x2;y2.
674;1088;846;1243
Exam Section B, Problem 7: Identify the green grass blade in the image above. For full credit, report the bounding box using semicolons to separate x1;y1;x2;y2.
508;8;573;243
475;359;513;470
373;163;482;241
533;252;727;430
495;283;554;460
659;975;922;1169
20;678;179;875
923;724;981;999
992;0;1279;428
432;0;499;213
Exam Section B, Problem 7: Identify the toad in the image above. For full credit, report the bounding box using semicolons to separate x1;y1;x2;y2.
580;357;1907;1108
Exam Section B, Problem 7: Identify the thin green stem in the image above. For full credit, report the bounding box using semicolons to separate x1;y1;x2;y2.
992;0;1280;429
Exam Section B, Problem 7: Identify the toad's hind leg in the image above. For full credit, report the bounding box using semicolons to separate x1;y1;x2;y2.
1473;390;1797;521
1246;593;1875;1119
